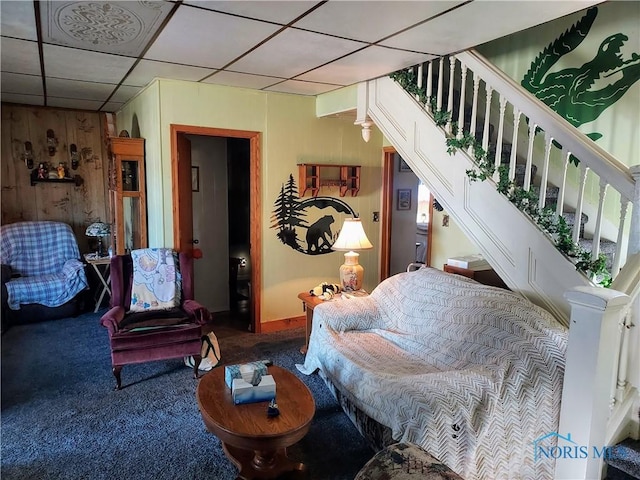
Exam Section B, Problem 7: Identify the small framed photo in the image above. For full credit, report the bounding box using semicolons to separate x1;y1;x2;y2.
397;189;411;210
398;158;412;172
191;166;199;192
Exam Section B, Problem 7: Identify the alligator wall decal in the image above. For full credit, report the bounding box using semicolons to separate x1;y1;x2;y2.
522;7;640;147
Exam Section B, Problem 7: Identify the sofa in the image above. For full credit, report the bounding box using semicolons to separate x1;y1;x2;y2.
298;267;568;480
1;221;88;325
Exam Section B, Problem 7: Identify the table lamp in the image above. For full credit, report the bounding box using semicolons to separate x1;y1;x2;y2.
331;218;373;291
86;221;111;257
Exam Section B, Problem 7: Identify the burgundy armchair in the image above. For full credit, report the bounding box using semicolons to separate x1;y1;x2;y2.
100;251;211;390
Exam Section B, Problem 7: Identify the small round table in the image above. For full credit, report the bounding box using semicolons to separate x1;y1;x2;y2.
196;365;315;479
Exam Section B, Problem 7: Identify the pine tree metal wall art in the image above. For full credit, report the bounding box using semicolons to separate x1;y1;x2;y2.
271;174;356;255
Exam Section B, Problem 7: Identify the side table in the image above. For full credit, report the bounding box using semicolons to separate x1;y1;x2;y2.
84;254;111;312
297;292;325;354
298;290;369;354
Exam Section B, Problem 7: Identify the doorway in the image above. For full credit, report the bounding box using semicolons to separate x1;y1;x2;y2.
380;147;433;281
171;125;261;333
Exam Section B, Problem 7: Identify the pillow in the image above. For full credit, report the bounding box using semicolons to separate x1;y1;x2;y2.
129;248;181;312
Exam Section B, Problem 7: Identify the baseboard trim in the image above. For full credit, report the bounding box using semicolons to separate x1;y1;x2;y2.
260;315;305;333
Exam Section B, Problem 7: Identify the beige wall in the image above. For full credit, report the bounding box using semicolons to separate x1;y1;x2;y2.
430;210;479;271
116;79;383;326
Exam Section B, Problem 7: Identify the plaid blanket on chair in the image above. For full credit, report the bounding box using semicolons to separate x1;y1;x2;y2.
0;221;88;309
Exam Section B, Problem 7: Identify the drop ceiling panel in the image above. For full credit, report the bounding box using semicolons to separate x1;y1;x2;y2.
185;1;316;25
265;79;340;96
0;1;37;41
0;38;41;75
231;28;365;79
46;78;116;101
381;1;604;54
202;70;285;90
101;101;125;112
294;1;466;44
43;44;137;84
39;1;174;56
0;93;44;106
1;73;43;96
123;60;215;87
298;46;435;86
144;6;282;68
110;85;143;103
47;97;106;110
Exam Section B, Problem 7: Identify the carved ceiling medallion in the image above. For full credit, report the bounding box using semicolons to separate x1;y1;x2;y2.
58;2;143;46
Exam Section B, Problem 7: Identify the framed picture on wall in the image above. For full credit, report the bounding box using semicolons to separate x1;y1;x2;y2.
398;158;412;172
397;189;411;210
191;166;199;192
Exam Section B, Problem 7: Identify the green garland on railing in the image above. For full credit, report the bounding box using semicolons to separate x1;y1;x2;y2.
390;69;612;287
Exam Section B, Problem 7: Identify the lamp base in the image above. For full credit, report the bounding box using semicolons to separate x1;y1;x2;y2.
339;251;364;291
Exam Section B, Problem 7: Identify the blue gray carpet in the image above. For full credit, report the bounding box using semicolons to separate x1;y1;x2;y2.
1;312;374;479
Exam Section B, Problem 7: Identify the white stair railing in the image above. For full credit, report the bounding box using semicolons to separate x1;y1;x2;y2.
392;49;637;282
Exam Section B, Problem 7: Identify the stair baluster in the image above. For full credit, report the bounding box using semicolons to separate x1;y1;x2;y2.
482;85;492;153
457;63;467;140
612;200;630;278
446;57;455;134
538;134;553;210
524;122;536;191
591;180;608;260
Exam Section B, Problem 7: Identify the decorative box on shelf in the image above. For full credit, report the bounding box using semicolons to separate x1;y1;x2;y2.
446;254;490;271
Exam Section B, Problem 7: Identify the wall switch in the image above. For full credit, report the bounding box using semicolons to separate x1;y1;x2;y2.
373;212;380;222
442;215;450;227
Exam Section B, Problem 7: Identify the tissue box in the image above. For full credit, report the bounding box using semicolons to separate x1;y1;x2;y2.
225;361;269;389
232;375;276;405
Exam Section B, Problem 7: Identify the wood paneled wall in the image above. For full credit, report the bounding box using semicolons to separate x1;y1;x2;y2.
1;104;110;253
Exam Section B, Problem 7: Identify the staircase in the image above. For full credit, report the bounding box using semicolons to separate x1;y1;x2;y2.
354;49;640;479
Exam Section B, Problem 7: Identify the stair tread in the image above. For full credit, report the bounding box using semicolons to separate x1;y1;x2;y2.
607;439;640;479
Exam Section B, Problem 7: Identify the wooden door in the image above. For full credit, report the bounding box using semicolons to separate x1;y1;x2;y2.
173;131;193;253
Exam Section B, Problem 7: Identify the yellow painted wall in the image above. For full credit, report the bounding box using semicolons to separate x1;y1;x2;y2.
477;2;639;236
315;85;357;117
116;79;383;326
430;210;479;272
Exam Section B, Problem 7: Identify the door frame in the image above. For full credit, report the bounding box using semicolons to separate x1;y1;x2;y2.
170;124;262;332
380;146;432;281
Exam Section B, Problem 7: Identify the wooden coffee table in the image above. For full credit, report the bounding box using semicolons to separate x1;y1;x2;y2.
196;365;316;479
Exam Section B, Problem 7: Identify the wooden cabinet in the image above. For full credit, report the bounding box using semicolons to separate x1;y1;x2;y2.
298;163;360;197
109;137;147;255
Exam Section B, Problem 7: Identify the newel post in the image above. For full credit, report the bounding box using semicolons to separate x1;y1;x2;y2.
629;165;640;257
555;286;630;479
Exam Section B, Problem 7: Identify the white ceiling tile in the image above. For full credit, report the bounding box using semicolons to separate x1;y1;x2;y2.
265;80;340;96
1;73;43;96
295;1;466;44
0;38;41;75
231;28;365;78
124;60;214;87
0;93;44;106
144;6;281;68
110;85;143;103
1;0;37;40
101;101;125;113
46;78;115;101
40;1;174;56
202;70;284;90
47;97;106;110
381;1;604;54
298;46;435;85
184;1;314;24
43;44;136;84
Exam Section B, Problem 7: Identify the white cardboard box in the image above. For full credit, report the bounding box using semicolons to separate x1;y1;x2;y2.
447;254;490;271
232;375;276;405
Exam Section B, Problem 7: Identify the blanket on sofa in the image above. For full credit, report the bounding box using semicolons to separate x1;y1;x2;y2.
298;267;567;480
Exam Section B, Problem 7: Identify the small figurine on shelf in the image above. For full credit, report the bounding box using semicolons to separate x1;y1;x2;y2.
38;163;46;179
57;162;66;179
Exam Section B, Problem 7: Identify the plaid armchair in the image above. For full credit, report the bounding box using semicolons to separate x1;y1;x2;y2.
0;221;88;311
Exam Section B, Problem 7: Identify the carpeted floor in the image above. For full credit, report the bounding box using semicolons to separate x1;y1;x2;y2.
1;311;374;479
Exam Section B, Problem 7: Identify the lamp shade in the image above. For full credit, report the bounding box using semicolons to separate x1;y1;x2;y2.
85;222;110;237
331;218;373;251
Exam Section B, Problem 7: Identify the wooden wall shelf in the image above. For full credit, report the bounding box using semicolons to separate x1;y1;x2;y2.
298;163;360;197
30;172;83;186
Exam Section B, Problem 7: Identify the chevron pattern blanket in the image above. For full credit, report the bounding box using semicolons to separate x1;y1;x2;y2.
298;267;567;479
